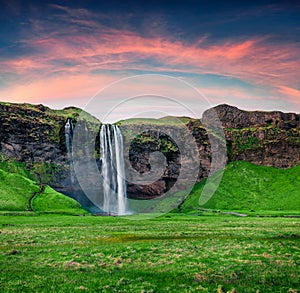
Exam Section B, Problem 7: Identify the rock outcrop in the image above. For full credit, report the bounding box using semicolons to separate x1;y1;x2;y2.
0;102;100;210
213;104;300;168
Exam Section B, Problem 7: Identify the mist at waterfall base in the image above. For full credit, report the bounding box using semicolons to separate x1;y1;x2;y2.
66;121;130;215
66;115;205;216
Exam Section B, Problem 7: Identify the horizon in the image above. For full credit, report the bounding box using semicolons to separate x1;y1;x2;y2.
1;99;299;124
0;1;300;122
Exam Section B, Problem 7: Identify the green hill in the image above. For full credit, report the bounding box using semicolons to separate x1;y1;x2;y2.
180;161;300;214
0;169;39;211
0;168;87;214
32;185;87;214
1;156;300;215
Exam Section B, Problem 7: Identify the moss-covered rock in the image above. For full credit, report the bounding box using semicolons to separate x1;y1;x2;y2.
0;102;100;210
213;104;300;168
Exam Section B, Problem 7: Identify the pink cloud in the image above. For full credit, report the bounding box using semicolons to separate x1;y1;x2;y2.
4;32;299;85
277;86;300;105
0;74;117;106
1;24;300;110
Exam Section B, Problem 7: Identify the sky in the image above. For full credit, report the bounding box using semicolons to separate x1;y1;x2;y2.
0;0;300;122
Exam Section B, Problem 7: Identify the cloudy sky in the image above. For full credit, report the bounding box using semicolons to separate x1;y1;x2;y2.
0;0;299;121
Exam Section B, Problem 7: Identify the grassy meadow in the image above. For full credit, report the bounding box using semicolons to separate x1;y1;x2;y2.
0;214;299;292
0;159;299;292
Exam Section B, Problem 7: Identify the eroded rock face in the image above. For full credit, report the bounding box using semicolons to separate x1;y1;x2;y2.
0;102;299;203
212;104;300;168
0;102;100;210
0;103;66;163
0;102;100;163
212;104;300;129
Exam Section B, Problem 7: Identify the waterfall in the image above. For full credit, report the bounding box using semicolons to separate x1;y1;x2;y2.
100;124;127;215
65;118;73;156
65;118;75;183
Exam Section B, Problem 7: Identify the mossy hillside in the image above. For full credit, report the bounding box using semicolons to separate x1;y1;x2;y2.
0;169;40;211
33;185;86;214
181;161;300;213
226;126;300;157
0;154;32;178
0;154;65;185
0;168;87;214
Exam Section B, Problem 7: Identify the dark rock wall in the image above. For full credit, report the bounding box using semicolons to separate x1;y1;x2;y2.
0;103;78;164
213;104;300;168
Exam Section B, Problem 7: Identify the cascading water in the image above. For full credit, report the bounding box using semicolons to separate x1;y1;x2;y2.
100;124;127;215
65;118;75;183
65;118;73;156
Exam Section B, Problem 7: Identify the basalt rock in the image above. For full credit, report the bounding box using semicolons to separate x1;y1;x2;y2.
213;104;300;168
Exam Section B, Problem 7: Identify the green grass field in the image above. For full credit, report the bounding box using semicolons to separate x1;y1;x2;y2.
0;214;299;292
0;160;299;292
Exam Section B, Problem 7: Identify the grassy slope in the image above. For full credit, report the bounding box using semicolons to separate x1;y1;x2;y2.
0;169;40;211
181;161;300;213
0;168;86;214
33;185;86;214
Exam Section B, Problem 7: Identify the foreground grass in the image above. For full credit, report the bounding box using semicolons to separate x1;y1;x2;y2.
0;214;299;292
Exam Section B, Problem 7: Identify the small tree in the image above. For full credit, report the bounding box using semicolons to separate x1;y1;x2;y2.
32;162;54;185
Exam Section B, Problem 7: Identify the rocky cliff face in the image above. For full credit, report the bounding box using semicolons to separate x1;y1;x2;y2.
118;119;214;199
0;103;71;163
119;105;300;199
0;101;299;204
0;102;100;209
213;104;300;168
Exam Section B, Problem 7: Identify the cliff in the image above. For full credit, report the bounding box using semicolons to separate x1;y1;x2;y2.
213;104;300;168
0;101;299;204
0;101;100;210
119;105;300;199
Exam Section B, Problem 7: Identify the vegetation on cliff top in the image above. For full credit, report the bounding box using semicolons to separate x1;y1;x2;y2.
117;116;199;126
0;101;99;144
0;101;99;123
